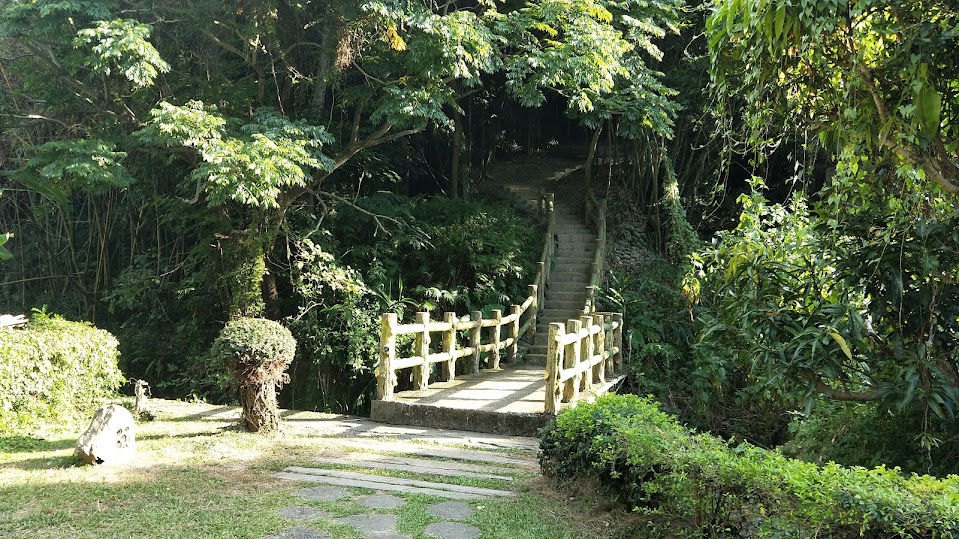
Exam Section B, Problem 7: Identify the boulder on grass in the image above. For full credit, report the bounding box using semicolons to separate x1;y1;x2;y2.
75;404;136;465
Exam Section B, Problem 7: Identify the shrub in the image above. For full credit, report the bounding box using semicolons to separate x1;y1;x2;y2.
540;394;959;538
211;318;296;432
0;311;124;435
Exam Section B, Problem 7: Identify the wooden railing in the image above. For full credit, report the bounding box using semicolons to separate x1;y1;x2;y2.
584;194;608;314
544;312;623;413
376;193;556;401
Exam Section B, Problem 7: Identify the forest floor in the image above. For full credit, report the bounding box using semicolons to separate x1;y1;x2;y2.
0;399;637;539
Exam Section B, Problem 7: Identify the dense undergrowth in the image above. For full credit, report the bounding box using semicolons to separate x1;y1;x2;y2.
541;395;959;539
0;310;124;435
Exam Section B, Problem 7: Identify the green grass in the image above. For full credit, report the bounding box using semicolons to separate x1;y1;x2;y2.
0;400;610;539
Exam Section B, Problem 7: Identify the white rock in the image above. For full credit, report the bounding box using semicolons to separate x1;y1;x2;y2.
75;404;136;465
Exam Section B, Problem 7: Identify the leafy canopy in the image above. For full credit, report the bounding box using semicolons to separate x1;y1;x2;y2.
707;0;959;193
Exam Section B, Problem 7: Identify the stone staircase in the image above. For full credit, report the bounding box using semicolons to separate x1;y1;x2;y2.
525;205;595;364
495;161;595;366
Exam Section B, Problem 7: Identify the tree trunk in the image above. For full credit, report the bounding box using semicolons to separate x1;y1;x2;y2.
309;14;335;122
239;381;280;432
451;105;462;198
585;125;604;200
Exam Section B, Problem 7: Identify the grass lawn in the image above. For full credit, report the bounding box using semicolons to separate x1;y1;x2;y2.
0;400;624;539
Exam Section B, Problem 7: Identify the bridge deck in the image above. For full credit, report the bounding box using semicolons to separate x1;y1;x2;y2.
371;360;625;436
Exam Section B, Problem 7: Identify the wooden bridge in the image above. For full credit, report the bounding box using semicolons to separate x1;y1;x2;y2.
372;171;625;436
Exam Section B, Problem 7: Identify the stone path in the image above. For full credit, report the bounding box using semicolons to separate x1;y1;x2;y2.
267;434;533;538
272;484;482;539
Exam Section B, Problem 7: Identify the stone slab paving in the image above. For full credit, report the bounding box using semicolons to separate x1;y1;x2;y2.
295;485;350;502
365;535;411;539
356;493;406;509
426;501;472;521
336;514;398;534
265;528;330;539
279;467;515;498
424;522;481;539
278;506;329;520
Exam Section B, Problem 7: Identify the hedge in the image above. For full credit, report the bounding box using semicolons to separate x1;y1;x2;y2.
0;312;124;435
539;394;959;538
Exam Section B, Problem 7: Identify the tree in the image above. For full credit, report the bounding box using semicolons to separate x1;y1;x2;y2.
0;0;684;401
707;0;959;194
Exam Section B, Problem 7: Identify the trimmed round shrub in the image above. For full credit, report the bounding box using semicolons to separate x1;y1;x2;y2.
0;312;124;435
210;318;296;432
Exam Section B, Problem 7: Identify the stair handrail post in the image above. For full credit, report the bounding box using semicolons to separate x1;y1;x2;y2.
579;315;594;394
442;311;457;382
594;314;606;384
584;285;596;315
507;304;520;363
527;284;538;340
563;319;581;403
491;309;503;369
545;322;564;414
377;313;398;401
536;262;552;310
470;310;482;373
413;311;431;391
612;312;624;372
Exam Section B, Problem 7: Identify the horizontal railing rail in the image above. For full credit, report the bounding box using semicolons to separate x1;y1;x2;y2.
376;193;556;401
544;312;623;413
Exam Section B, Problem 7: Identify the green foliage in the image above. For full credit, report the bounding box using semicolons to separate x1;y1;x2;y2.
541;394;959;538
11;139;134;204
74;18;170;88
0;232;11;261
497;0;683;136
707;0;959;193
784;401;959;477
686;183;959;425
137;103;334;208
0;310;124;435
210;318;296;384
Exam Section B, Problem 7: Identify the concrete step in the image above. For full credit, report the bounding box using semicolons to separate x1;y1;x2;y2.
546;289;588;299
549;278;590;286
553;261;591;270
543;300;587;311
540;308;585;319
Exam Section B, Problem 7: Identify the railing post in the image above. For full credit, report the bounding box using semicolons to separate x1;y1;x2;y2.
563;319;581;403
594;314;606;384
527;284;538;339
507;305;520;363
470;310;482;373
442;312;456;382
377;313;397;401
413;312;430;391
612;312;624;372
584;285;596;315
491;309;502;369
545;322;563;414
579;315;593;394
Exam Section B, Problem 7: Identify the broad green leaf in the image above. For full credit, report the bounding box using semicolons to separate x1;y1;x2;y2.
828;329;852;360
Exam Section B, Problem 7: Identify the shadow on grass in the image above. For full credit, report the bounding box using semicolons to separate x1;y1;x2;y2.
0;435;75;454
